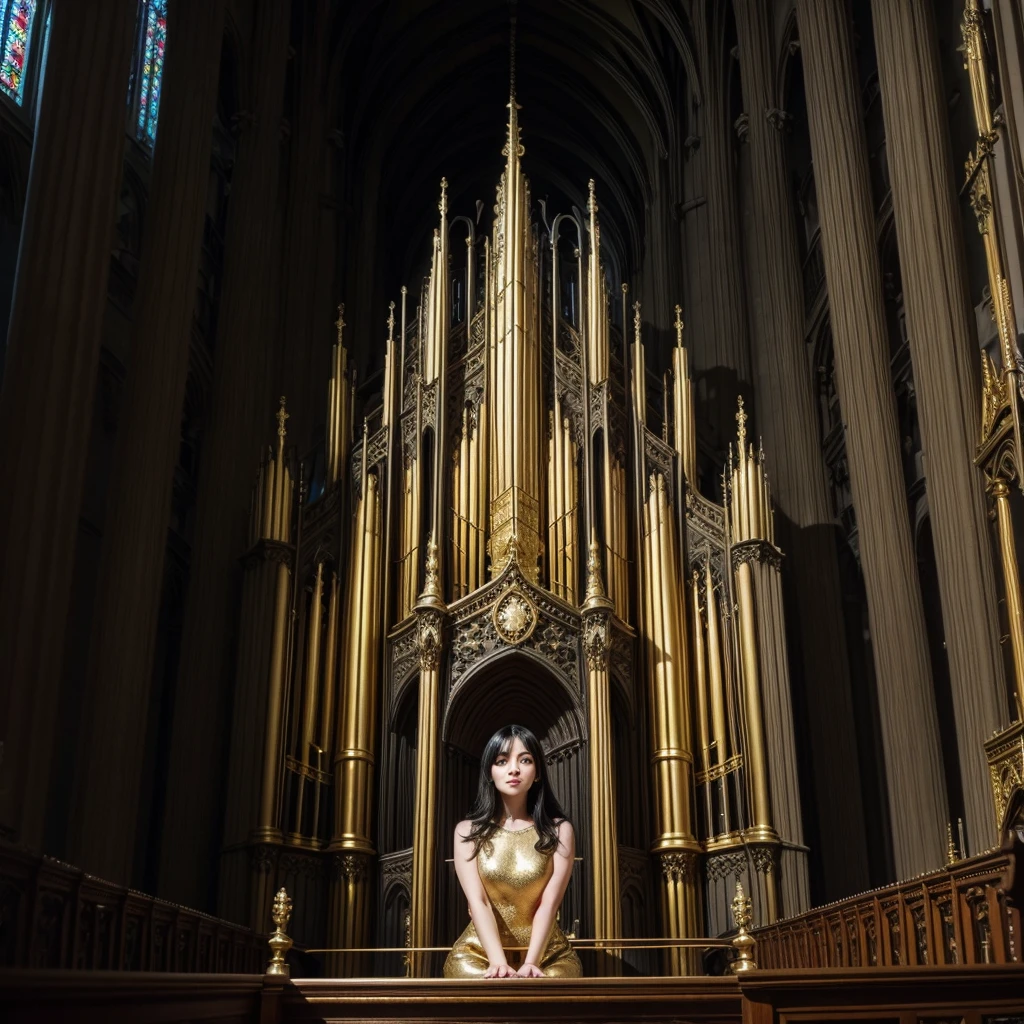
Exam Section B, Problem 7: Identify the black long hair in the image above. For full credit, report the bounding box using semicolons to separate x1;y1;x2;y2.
461;724;570;858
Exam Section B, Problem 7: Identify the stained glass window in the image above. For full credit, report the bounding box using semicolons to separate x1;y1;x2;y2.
0;0;38;105
133;0;167;147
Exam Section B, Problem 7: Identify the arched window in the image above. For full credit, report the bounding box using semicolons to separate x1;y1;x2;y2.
0;0;39;105
129;0;166;148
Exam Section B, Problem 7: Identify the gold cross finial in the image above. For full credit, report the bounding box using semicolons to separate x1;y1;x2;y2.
335;303;346;342
735;395;747;445
387;301;396;342
276;396;289;440
633;300;642;344
674;304;684;346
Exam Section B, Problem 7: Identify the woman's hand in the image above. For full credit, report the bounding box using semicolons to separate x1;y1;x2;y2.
515;962;544;978
483;962;517;978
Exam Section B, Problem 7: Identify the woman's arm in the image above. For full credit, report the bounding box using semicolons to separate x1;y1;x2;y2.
452;821;516;978
519;820;575;977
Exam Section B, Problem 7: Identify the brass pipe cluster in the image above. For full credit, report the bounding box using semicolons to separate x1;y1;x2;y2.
249;398;294;547
961;0;1024;721
727;397;774;546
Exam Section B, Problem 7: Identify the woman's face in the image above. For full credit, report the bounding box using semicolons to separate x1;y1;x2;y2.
490;735;537;799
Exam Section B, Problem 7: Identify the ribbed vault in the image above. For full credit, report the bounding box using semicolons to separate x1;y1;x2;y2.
326;0;701;367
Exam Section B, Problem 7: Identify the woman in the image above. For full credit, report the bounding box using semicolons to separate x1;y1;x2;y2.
444;724;582;979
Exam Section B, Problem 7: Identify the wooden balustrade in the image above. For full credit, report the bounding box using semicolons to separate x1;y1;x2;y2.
751;838;1022;969
738;965;1024;1024
0;843;264;972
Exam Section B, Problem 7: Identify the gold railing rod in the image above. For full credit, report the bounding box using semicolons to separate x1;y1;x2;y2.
302;939;736;954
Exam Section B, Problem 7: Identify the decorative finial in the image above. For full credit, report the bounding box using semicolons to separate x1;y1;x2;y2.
387;301;396;342
335;303;346;342
946;822;958;865
439;177;448;218
674;304;684;346
729;880;757;974
419;535;443;605
276;397;289;442
633;300;642;344
735;395;748;446
583;536;613;611
266;888;294;977
588;179;597;216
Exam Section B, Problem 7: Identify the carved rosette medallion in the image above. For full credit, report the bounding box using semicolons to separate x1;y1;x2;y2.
492;589;538;645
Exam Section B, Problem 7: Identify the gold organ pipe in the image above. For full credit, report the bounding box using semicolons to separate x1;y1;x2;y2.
992;477;1024;718
257;554;291;838
692;571;713;840
705;560;729;769
294;560;325;835
254;398;294;840
961;0;1024;480
735;557;774;837
321;568;340;761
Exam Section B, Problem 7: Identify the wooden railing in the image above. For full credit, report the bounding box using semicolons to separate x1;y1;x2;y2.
751;838;1022;969
0;842;264;972
4;969;1024;1024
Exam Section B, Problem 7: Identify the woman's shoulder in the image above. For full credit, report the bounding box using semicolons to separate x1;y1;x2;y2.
454;818;474;838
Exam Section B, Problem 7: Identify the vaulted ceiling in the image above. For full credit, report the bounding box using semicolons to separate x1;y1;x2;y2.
328;0;702;301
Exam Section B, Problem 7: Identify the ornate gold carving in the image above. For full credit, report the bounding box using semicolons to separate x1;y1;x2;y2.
980;349;1008;443
730;881;758;973
492;589;537;645
659;851;696;883
985;719;1024;830
582;610;610;671
416;609;443;671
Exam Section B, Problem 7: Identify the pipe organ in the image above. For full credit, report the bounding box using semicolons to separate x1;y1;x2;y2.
219;95;810;975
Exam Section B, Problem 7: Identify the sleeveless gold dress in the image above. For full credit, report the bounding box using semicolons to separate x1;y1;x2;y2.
443;824;582;978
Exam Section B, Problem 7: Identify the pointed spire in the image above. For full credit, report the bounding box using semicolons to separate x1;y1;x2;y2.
735;395;748;448
276;396;289;446
387;300;396;343
334;303;346;345
633;300;642;345
674;304;684;347
439;177;448;219
583;535;613;611
588;178;598;217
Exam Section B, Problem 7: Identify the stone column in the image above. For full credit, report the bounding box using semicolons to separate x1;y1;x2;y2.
66;0;226;886
686;4;751;448
158;0;290;909
733;0;870;899
0;0;136;849
279;0;330;451
795;0;947;878
871;0;1007;854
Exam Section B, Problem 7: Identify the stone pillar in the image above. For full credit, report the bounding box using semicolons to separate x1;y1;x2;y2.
871;0;1008;854
0;0;136;849
279;0;330;451
795;0;948;878
733;0;870;899
158;0;290;909
66;0;226;886
686;4;751;448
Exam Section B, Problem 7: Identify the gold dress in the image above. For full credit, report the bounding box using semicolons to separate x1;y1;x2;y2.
443;824;582;978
